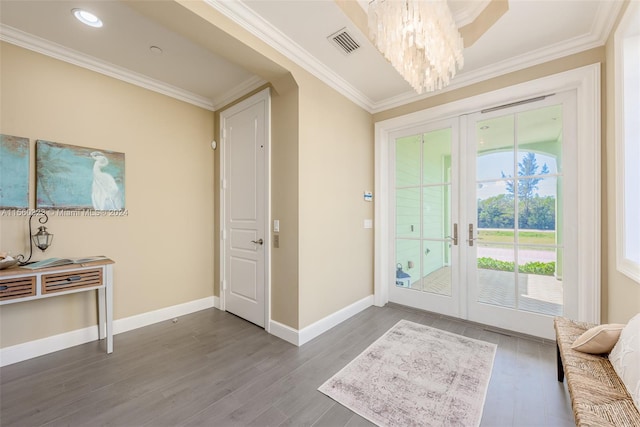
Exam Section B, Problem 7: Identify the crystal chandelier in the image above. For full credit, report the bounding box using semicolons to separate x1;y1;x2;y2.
368;0;464;94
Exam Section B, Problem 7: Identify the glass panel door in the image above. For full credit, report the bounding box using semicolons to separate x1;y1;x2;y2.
467;99;570;337
390;120;459;317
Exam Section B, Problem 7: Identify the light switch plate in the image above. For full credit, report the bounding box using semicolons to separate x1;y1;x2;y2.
273;219;280;232
364;219;373;229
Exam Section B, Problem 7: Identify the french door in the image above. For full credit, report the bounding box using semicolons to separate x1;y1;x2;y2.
389;92;577;338
390;119;461;317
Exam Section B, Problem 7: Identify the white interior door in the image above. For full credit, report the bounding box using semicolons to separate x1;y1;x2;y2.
221;88;270;328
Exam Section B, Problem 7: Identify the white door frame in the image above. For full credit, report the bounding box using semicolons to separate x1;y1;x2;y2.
374;64;601;330
219;87;271;331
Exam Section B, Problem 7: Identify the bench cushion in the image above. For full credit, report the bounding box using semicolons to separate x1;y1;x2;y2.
571;323;625;354
554;316;640;427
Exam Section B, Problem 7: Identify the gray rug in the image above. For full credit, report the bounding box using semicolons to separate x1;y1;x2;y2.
318;320;497;426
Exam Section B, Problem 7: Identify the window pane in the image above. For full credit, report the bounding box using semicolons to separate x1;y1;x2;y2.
396;135;421;187
396;188;420;238
423;128;451;184
517;104;562;174
423;185;449;239
477;115;514;180
423;241;451;296
517;246;563;316
395;239;420;290
477;244;516;309
477;180;515;243
517;177;557;231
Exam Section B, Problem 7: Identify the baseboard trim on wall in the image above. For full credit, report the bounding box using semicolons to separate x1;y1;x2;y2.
298;295;374;346
268;295;374;347
113;296;216;335
0;296;216;367
268;320;300;346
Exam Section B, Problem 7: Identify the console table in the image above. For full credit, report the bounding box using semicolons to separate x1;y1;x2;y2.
0;258;114;354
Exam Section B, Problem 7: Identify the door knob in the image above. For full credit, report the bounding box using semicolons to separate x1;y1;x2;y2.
251;238;264;245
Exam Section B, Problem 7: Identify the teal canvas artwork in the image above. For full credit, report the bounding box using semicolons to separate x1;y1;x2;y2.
36;140;125;210
0;134;30;209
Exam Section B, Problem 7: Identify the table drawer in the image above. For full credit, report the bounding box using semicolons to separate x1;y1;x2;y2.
42;268;103;294
0;276;37;301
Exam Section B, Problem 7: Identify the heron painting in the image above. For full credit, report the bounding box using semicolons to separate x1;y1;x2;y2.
36;140;125;210
0;134;30;209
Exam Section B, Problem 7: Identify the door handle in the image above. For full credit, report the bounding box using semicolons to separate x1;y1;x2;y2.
453;223;458;246
251;238;264;245
445;223;458;245
468;224;477;246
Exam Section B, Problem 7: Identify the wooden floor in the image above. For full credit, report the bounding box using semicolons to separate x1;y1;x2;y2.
0;304;575;426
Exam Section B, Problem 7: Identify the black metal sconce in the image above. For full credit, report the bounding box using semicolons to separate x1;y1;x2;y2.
17;210;54;265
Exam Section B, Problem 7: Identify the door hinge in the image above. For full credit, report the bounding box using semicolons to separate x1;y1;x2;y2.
221;179;227;190
221;280;227;291
221;229;227;240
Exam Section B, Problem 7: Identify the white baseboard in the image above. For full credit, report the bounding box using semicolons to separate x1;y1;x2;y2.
0;296;216;367
1;294;373;365
298;295;373;346
114;296;215;334
268;320;300;345
268;295;374;347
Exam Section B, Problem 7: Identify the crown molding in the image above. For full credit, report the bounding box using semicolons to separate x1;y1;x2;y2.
206;0;621;115
0;24;217;111
213;75;268;111
2;0;620;117
204;0;376;112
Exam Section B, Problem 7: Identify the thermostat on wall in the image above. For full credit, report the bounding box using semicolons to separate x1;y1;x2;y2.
364;191;373;202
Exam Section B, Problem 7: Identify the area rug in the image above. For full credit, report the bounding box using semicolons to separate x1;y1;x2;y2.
318;320;497;426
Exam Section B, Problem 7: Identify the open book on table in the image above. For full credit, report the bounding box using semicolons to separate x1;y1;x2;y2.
21;256;109;270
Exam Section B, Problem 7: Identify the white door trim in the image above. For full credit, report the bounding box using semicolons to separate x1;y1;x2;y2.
219;87;271;330
374;64;601;326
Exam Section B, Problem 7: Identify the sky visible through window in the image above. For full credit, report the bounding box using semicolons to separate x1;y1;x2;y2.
477;151;558;199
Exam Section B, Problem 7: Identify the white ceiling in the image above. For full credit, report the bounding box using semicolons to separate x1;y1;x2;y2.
0;0;624;113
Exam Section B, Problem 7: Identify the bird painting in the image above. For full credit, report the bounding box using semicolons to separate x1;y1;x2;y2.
90;151;123;210
35;140;125;209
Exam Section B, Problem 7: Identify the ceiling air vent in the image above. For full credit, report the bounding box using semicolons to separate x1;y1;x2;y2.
328;28;360;55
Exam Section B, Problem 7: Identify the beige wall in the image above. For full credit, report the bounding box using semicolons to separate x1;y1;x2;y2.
297;74;374;329
0;42;215;348
269;78;301;327
603;1;640;323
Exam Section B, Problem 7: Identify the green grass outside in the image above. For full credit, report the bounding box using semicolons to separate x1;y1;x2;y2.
478;230;556;246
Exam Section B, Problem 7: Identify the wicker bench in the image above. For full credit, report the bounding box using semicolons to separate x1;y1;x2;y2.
554;317;640;426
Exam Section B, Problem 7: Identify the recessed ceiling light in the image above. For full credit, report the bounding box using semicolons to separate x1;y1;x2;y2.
480;125;490;130
149;46;163;55
72;9;103;28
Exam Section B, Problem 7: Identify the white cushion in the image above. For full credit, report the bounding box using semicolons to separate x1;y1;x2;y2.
609;313;640;412
571;323;625;354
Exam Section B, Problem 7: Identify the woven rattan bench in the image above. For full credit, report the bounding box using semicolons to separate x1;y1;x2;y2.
554;317;640;426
